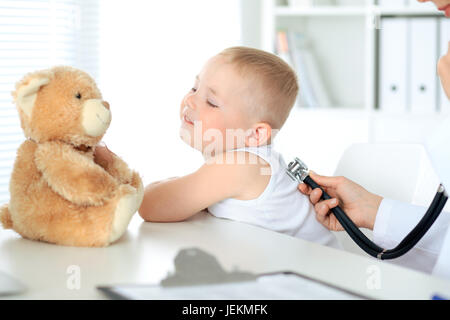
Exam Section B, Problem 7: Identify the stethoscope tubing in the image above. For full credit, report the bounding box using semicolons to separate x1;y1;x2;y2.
303;175;448;260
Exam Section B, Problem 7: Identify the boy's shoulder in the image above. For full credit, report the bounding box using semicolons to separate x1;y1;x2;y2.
205;150;270;172
202;150;271;200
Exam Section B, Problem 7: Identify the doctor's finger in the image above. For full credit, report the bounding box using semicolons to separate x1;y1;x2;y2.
310;188;323;204
314;198;339;216
315;209;328;227
315;204;334;230
310;186;340;204
297;183;312;195
309;171;342;189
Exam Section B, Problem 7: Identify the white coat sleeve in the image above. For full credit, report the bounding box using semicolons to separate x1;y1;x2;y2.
372;198;450;274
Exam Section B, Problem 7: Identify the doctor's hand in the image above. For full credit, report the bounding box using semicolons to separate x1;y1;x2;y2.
298;172;383;231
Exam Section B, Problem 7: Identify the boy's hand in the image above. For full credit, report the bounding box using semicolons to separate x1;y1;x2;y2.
94;143;115;168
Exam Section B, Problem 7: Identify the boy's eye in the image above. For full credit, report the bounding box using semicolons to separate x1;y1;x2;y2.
190;87;197;93
207;101;219;108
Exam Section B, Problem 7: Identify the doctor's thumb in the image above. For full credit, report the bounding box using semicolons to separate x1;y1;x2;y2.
309;171;342;188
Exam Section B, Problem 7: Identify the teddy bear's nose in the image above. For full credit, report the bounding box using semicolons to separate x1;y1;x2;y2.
102;101;110;110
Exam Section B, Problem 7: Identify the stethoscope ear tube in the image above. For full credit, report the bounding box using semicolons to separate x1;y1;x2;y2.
381;187;447;260
303;175;448;260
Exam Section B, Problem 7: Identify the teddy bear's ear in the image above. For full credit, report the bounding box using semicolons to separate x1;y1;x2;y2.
14;76;50;117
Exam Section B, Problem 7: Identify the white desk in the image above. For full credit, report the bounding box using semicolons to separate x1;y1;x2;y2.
1;211;450;300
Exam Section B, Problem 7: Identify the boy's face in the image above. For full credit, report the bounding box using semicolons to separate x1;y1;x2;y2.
179;55;254;155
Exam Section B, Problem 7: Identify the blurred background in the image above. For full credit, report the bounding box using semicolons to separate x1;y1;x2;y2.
0;0;448;204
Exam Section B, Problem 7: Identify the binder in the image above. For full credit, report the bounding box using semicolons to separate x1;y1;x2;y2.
440;18;450;114
276;31;293;68
410;18;438;115
286;32;317;108
282;32;333;109
379;18;408;113
299;47;333;108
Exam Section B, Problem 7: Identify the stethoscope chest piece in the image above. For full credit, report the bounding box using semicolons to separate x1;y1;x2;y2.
287;157;309;183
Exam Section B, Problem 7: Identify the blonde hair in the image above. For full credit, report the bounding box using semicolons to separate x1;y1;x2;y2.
218;46;298;130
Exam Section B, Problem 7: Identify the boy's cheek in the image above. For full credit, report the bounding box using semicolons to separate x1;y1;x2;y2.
179;99;188;119
199;113;219;131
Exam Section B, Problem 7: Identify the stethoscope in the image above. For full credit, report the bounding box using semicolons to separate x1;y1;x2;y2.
287;157;449;260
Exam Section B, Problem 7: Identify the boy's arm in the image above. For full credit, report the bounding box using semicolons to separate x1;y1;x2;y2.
138;152;266;222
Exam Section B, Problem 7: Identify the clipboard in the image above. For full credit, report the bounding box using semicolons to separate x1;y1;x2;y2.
97;248;369;300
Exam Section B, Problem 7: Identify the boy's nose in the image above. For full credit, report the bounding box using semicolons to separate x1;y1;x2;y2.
185;94;197;110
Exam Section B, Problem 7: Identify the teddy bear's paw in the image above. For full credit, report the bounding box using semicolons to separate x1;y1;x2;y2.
108;185;144;244
116;168;133;185
130;171;143;192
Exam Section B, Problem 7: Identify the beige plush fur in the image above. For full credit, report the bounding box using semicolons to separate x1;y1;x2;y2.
0;66;143;247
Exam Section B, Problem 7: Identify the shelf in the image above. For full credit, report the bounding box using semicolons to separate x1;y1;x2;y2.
291;106;370;116
379;8;444;17
275;6;367;17
261;0;446;149
275;6;445;17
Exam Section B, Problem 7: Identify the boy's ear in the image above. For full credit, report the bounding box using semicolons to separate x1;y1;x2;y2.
13;76;50;117
246;122;272;147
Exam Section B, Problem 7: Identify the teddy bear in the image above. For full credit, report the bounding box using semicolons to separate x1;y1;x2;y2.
0;66;144;247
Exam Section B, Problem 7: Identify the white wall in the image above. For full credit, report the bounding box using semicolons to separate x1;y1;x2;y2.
240;0;263;49
98;0;241;185
97;0;446;185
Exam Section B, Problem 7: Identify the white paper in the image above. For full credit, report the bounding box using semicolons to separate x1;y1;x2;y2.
105;273;363;300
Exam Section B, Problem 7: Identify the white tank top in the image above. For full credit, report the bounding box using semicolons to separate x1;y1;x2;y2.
207;145;340;249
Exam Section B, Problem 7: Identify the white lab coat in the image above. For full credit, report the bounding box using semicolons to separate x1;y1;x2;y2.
373;198;450;279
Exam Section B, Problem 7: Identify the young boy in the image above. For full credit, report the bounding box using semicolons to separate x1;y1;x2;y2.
137;47;340;248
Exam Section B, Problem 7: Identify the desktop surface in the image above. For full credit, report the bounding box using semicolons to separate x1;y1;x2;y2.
0;211;449;300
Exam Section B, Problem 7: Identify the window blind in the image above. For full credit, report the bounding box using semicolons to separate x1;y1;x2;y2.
0;0;99;204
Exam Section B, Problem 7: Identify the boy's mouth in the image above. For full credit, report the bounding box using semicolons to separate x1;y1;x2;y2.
183;114;194;125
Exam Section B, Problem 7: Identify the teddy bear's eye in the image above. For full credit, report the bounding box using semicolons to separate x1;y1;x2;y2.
75;92;82;99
